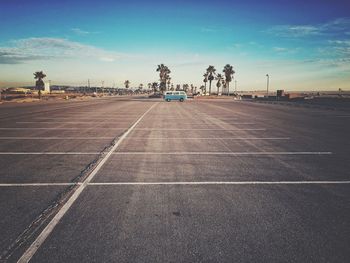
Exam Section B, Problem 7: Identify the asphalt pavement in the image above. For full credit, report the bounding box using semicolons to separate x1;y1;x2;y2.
0;97;349;262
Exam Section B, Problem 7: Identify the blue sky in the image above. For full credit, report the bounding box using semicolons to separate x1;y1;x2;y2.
1;0;350;91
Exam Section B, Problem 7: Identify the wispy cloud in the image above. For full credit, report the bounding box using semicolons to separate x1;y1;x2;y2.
0;38;120;64
71;28;90;35
273;47;288;52
200;26;232;33
273;47;299;54
71;28;99;36
266;17;350;38
266;25;320;38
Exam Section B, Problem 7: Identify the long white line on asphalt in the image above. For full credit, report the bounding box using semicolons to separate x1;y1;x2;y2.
0;152;100;155
16;121;135;124
16;121;256;125
0;151;332;155
88;181;350;185
112;152;333;155
0;127;128;130
33;117;142;119
1;128;264;131
0;137;115;140
17;102;158;263
133;128;266;131
0;137;287;140
124;137;291;140
0;183;80;187
1;181;349;187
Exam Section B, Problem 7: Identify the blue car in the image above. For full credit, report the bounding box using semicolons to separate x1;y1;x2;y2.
164;91;187;102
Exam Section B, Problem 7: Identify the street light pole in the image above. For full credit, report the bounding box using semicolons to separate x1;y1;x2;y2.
87;79;90;94
266;74;269;98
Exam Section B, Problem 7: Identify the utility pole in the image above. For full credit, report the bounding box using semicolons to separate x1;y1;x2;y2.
101;81;104;96
266;74;269;98
235;80;237;94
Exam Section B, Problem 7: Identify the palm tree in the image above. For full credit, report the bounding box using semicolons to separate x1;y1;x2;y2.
124;80;130;89
167;77;171;90
203;72;208;95
34;71;46;99
216;74;223;95
139;84;143;92
200;85;205;94
223;64;235;96
183;84;189;92
156;64;171;92
152;82;158;93
206;65;216;95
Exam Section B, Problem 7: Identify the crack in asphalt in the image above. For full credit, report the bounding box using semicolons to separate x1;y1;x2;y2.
0;125;125;261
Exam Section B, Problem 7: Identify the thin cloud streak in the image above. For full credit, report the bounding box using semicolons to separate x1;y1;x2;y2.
71;28;99;36
266;17;350;38
0;38;121;64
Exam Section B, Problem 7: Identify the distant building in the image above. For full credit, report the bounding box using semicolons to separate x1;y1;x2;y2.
44;82;50;92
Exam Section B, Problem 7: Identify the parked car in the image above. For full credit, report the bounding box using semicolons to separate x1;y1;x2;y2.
164;91;187;102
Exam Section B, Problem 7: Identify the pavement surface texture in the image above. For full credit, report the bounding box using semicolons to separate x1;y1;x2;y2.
0;97;349;263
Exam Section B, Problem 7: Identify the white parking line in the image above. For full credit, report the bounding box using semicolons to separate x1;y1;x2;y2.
113;152;333;155
0;137;115;140
133;128;266;131
124;137;290;140
0;181;349;187
17;102;158;263
34;116;141;120
0;183;79;187
0;127;127;130
88;181;350;185
16;121;134;124
0;152;99;155
0;151;332;155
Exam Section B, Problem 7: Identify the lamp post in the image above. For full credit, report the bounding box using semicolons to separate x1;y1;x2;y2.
266;74;269;98
101;81;104;96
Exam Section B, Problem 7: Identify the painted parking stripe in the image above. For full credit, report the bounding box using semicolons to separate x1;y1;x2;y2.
16;121;256;125
124;137;291;140
0;183;80;187
88;181;350;185
112;151;333;155
0;127;128;130
0;137;115;140
17;102;158;263
133;128;266;131
0;152;100;155
0;181;349;187
0;151;332;155
16;121;135;124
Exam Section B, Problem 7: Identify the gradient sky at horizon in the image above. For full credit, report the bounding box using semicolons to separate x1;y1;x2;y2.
1;0;350;91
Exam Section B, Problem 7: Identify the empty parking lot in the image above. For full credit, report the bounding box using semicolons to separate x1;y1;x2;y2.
0;97;349;262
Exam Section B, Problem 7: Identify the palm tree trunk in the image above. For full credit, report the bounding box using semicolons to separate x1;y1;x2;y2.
204;82;207;94
227;82;230;96
209;81;212;95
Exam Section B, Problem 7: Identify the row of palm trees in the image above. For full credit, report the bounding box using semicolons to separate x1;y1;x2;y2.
203;64;235;95
35;63;235;97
